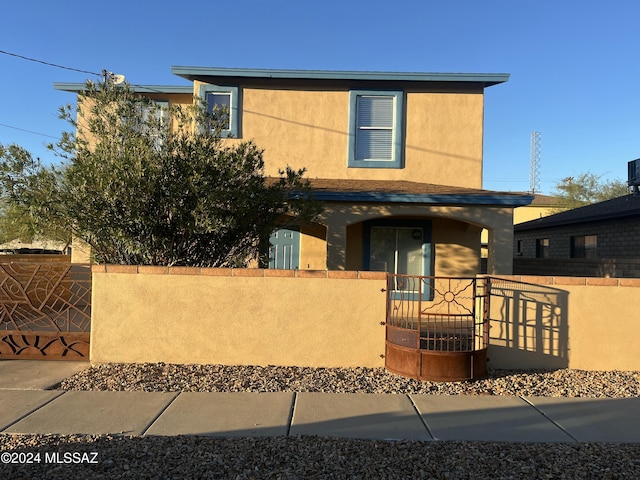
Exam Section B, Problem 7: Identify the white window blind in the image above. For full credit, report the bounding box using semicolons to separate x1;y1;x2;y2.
355;95;394;161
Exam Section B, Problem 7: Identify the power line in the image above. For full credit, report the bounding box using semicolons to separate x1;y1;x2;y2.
1;49;188;97
0;49;101;77
0;122;59;140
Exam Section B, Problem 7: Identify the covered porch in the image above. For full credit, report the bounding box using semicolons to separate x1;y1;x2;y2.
283;180;532;276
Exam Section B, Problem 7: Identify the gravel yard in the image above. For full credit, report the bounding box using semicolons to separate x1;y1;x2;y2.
1;364;638;479
55;363;640;398
1;434;639;479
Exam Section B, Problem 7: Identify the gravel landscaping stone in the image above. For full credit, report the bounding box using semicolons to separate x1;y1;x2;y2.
1;434;639;479
55;363;640;398
1;364;637;478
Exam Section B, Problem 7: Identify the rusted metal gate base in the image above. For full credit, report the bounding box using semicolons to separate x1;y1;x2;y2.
385;342;487;382
0;331;90;360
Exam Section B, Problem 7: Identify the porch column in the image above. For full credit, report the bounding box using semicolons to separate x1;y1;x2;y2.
487;224;514;275
326;223;347;270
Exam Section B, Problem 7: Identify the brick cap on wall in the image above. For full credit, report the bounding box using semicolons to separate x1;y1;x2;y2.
91;265;387;280
488;274;640;288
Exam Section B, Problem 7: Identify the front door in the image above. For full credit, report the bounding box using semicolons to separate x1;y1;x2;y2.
269;228;300;269
364;220;432;299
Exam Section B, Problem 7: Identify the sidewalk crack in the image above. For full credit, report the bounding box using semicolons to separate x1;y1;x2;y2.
407;394;436;440
520;396;579;443
140;392;180;436
286;392;298;436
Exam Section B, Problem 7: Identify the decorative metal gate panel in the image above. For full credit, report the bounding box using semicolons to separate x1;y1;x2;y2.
385;275;489;381
0;263;91;360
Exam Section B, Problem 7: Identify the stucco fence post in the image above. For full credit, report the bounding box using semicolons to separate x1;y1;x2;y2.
90;266;388;367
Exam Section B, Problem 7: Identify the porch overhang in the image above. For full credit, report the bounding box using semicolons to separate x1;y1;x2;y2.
309;191;533;206
299;179;533;207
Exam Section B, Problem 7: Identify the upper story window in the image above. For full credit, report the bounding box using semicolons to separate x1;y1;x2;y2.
140;100;169;129
571;234;597;258
198;84;239;138
348;90;403;169
140;100;168;148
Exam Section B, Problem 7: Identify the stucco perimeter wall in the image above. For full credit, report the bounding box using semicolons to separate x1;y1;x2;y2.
488;275;640;371
90;266;387;368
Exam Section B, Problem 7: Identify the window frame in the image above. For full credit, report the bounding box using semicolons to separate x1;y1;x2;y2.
536;238;550;258
348;90;404;169
363;219;432;300
144;100;169;149
571;234;598;259
198;84;240;138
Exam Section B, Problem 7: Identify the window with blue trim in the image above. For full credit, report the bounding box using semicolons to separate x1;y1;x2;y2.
199;84;240;138
348;90;403;168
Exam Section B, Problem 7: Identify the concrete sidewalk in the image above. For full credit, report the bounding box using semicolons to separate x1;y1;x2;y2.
1;361;639;443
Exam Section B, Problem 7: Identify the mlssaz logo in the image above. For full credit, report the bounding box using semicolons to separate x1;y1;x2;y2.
45;452;99;464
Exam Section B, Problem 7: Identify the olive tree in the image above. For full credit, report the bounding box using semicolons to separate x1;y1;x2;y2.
552;171;629;209
0;81;320;266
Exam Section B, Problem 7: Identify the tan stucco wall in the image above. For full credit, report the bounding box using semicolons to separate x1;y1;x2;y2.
404;92;483;188
195;82;484;188
513;205;558;224
300;224;327;270
433;219;481;276
90;266;386;367
90;268;640;372
488;275;640;371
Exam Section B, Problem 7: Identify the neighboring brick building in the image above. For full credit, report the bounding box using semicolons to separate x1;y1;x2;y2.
513;193;640;277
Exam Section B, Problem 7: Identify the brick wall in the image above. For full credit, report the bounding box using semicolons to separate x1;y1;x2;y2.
514;216;640;277
513;258;640;277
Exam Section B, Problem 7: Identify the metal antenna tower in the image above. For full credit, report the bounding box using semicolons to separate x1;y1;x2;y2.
530;131;541;194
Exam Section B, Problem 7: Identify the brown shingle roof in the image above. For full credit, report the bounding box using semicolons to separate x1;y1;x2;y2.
296;178;533;206
306;178;522;196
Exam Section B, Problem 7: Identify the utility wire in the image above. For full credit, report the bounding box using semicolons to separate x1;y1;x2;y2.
0;50;189;145
0;123;59;140
1;49;189;97
0;49;101;77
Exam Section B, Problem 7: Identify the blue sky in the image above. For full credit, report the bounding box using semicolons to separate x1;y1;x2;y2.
1;0;639;194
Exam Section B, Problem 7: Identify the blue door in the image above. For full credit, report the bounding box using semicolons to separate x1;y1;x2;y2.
269;228;300;269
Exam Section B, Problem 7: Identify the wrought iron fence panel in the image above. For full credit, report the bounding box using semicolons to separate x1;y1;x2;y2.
386;275;489;353
0;262;91;359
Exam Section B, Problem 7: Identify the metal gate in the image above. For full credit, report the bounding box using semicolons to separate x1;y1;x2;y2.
0;262;91;360
385;275;489;381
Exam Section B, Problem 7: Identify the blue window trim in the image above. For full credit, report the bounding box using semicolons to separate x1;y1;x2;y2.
348;90;404;169
198;84;240;138
363;219;433;300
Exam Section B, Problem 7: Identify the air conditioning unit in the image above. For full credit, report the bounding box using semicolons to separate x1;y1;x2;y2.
629;159;640;187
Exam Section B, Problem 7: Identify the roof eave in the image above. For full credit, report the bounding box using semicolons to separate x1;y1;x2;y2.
53;82;193;94
171;66;509;87
306;191;533;206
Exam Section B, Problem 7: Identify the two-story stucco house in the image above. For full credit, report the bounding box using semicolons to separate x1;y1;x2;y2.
54;66;532;275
